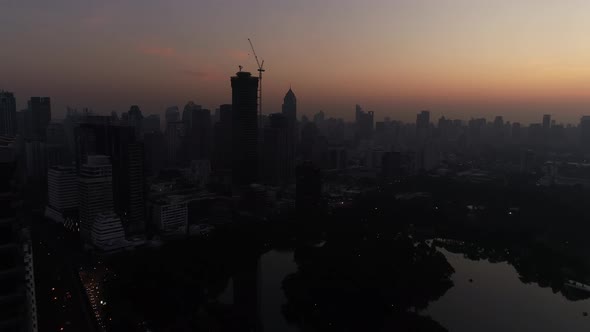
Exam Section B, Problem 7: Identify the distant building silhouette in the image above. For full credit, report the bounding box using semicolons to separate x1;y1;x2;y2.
0;91;16;137
580;116;590;151
282;88;297;181
213;104;232;171
355;104;374;140
165;121;184;166
165;106;180;124
231;71;259;186
127;105;143;140
26;97;51;140
263;113;289;186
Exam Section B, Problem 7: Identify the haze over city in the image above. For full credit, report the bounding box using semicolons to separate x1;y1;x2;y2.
3;0;590;123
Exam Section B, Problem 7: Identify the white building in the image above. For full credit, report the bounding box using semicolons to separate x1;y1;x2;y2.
152;195;188;237
45;166;77;223
79;155;113;241
91;212;129;252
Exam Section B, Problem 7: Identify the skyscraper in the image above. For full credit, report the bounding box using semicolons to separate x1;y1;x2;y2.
27;97;51;140
189;108;212;160
231;71;259;186
282;88;297;182
580;116;590;151
75;124;145;235
0;91;16;137
127;105;143;140
165;106;180;124
79;155;114;241
213;104;232;171
543;114;551;131
355;104;374;140
263;113;288;186
416;110;430;131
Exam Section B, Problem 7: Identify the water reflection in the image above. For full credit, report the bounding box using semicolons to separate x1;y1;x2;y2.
428;249;590;332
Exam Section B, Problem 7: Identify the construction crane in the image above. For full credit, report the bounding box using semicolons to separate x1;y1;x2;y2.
248;38;265;127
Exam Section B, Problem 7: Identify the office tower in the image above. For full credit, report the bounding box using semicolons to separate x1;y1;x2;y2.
143;131;166;176
189;108;212;160
213;104;232;171
91;212;128;252
127;105;143;140
45;122;69;166
231;71;259;186
79;155;114;241
313;110;325;124
152;195;188;237
262;113;288;186
580;116;590;151
24;140;46;178
543;114;551;131
45;166;78;223
512;122;522;141
75;124;145;235
282;88;297;182
0;90;16;137
416;110;430;131
26;97;51;141
165;106;180;124
165;121;184;166
296;161;322;213
0;137;38;332
125;142;145;235
355;104;374;140
143;114;161;134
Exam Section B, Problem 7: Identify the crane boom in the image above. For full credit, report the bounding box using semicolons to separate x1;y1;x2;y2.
248;38;264;71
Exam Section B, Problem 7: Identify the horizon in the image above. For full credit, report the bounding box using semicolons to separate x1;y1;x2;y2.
4;1;590;123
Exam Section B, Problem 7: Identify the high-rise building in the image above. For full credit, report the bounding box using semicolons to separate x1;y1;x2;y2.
282;88;297;182
78;155;114;241
127;105;143;140
231;71;259;186
0;136;38;332
580;116;590;151
355;104;374;140
213;104;232;171
165;121;184;166
143;114;161;134
165;106;180;124
543;114;551;131
188;108;212;160
416;110;430;131
0;90;16;137
262;113;288;186
45;166;78;223
143;131;166;176
75;125;145;235
26;97;51;140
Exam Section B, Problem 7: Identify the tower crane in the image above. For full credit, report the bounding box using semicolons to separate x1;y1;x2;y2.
248;38;265;127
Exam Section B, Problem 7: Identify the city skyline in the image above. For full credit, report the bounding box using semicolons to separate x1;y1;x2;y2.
4;1;590;123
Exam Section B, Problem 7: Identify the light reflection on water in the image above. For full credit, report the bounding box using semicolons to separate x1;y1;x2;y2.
222;248;590;332
427;249;590;332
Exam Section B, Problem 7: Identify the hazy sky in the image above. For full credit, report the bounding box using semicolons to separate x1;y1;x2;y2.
2;0;590;123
